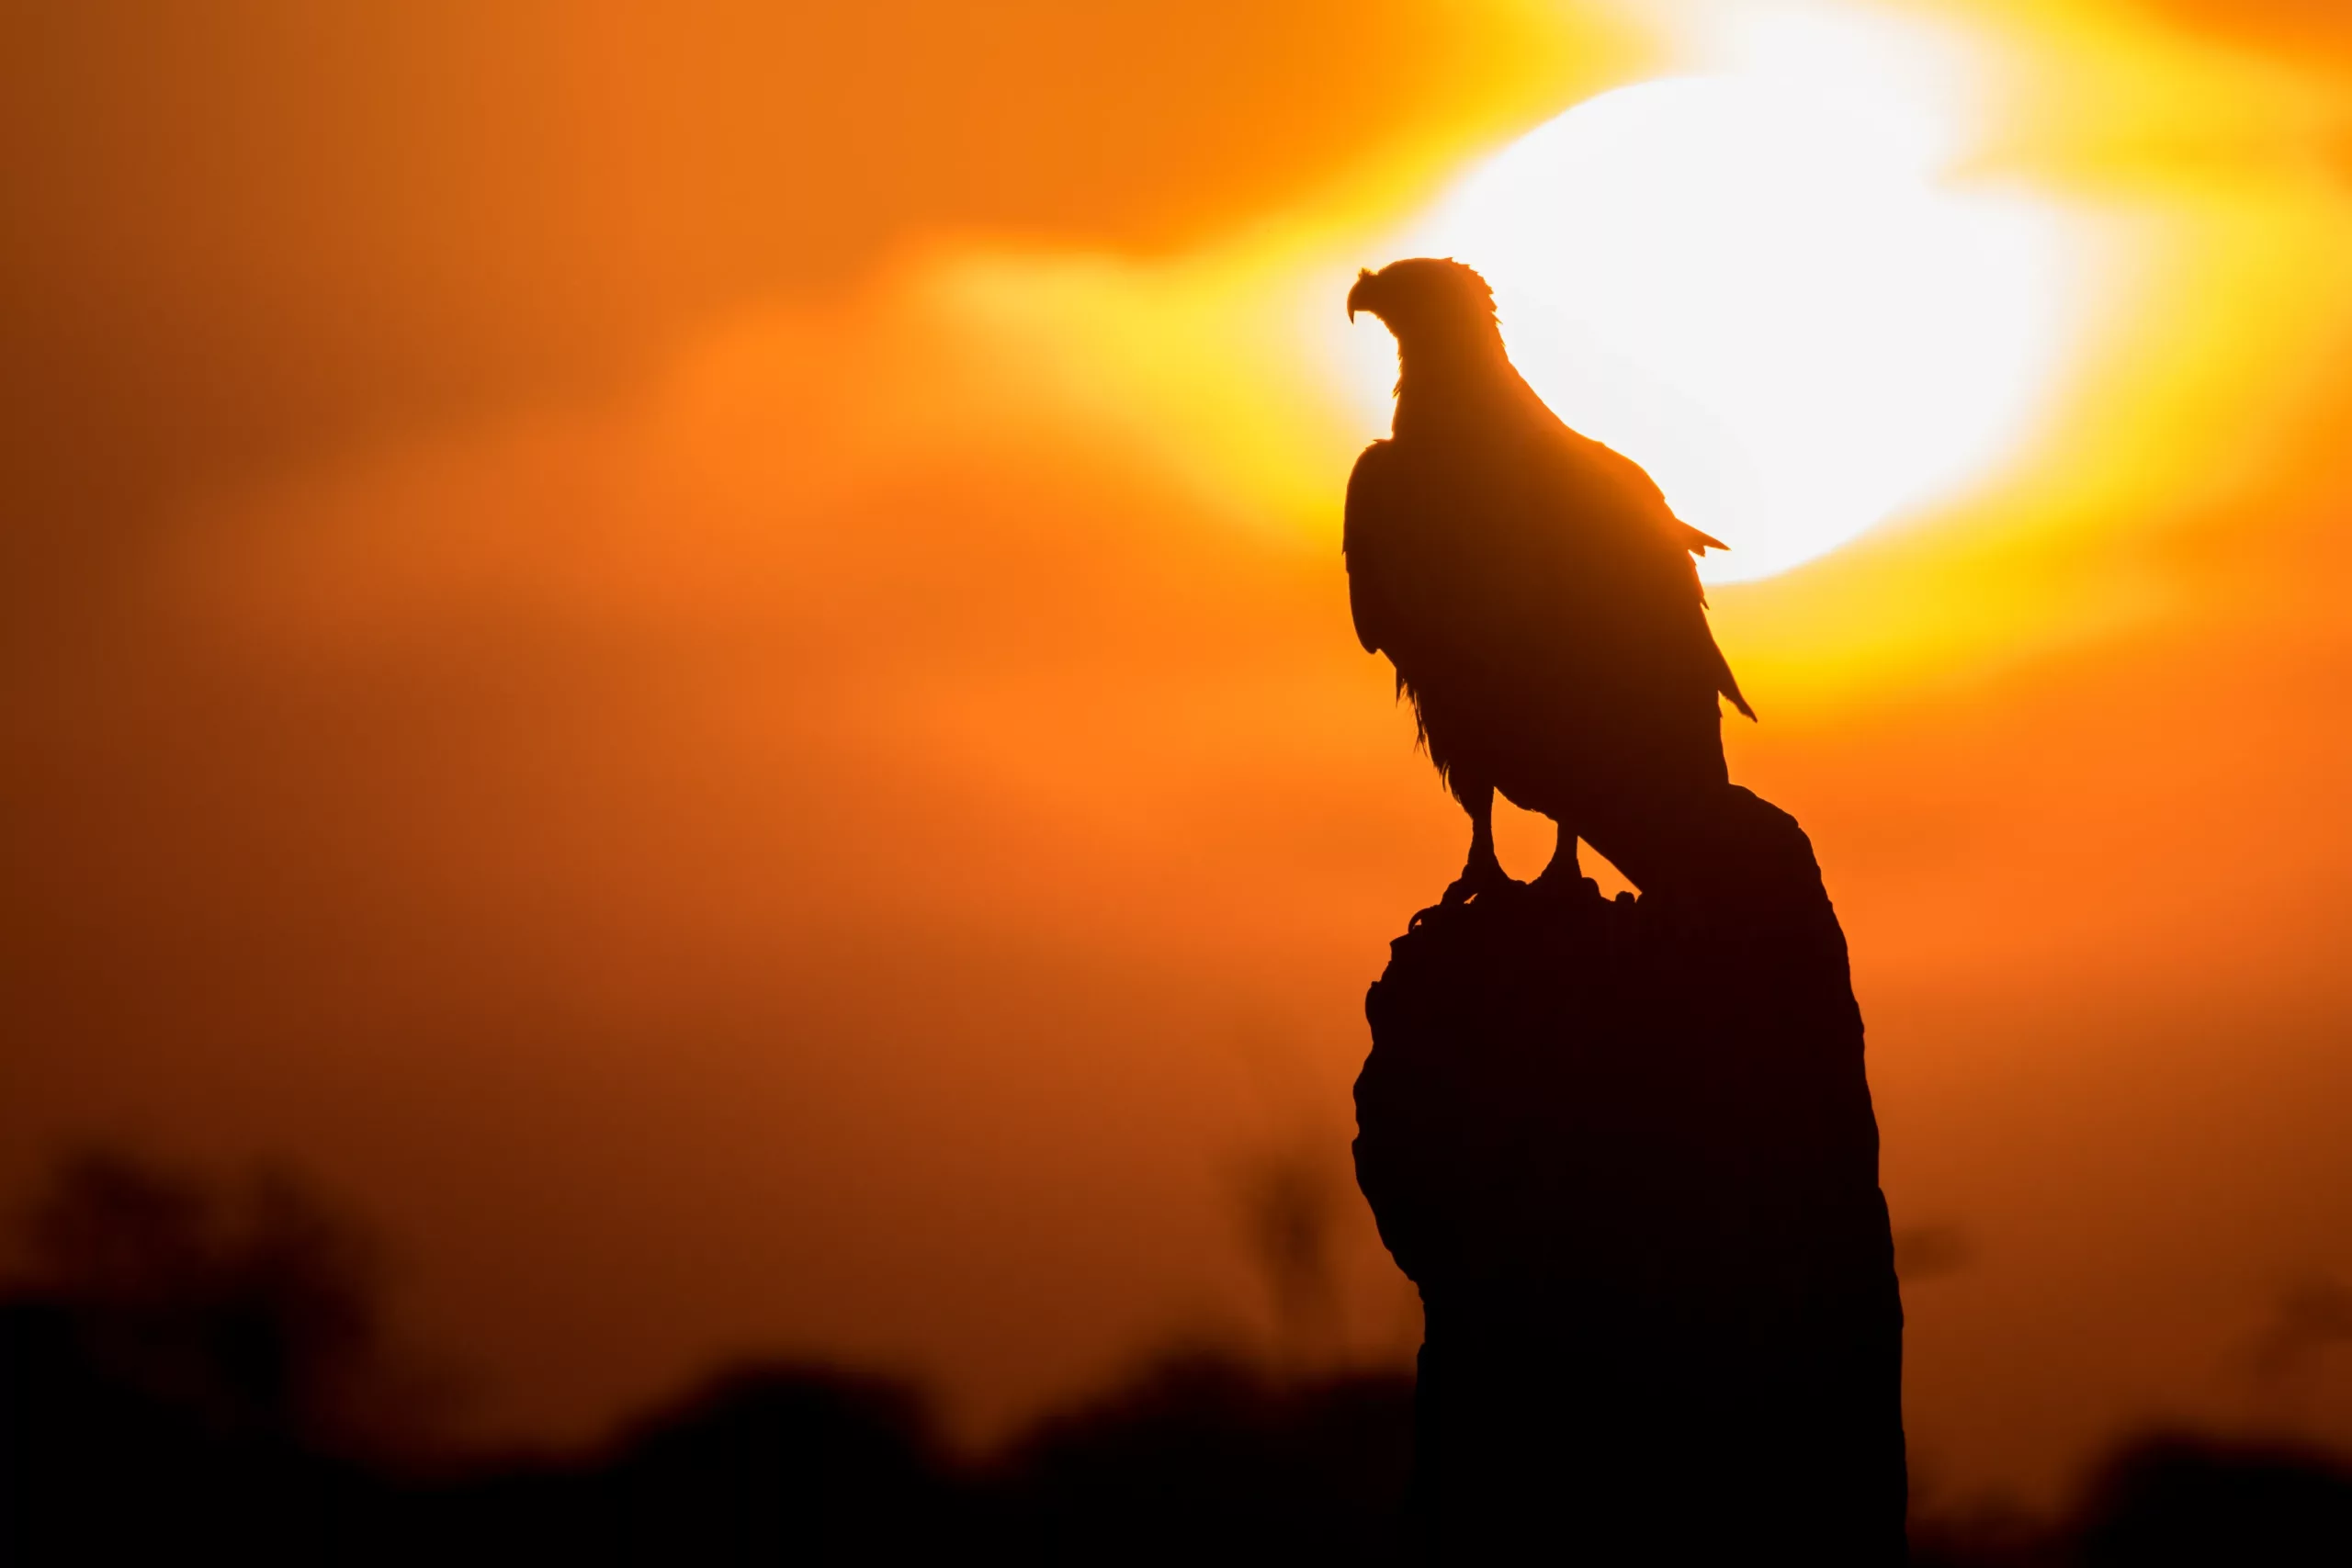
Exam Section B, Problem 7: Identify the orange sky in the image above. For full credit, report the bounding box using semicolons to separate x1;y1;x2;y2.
6;0;2352;1512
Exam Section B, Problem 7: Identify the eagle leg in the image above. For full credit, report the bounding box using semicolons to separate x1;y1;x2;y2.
1440;780;1516;906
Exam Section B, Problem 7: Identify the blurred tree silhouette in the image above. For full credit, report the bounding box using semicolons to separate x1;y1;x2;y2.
2252;1275;2352;1387
13;1149;398;1452
994;1347;1413;1565
1232;1141;1346;1371
1;1150;424;1562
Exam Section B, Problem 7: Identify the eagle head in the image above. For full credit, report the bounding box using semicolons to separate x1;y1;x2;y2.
1345;257;1498;341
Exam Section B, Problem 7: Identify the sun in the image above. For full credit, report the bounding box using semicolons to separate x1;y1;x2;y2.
1359;28;2079;583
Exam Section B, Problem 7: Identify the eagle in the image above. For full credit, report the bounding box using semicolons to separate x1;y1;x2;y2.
1343;257;1754;903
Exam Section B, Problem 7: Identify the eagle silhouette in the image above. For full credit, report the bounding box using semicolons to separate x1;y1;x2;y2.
1344;257;1754;903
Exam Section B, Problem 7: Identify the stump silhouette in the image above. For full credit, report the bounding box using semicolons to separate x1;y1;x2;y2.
1353;787;1905;1562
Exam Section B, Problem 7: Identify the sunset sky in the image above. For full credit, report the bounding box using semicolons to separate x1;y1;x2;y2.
7;0;2352;1511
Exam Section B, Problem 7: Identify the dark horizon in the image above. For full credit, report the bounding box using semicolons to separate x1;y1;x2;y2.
7;1145;2349;1562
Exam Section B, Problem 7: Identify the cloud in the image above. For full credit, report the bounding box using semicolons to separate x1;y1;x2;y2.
0;0;1637;550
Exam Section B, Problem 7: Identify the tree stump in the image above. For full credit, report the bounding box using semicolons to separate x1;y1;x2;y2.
1353;787;1906;1562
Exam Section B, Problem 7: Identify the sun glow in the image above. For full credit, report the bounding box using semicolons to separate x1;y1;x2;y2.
1360;11;2084;583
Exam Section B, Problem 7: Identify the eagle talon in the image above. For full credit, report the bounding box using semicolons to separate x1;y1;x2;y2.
1440;859;1518;907
1528;840;1591;903
1528;866;1597;905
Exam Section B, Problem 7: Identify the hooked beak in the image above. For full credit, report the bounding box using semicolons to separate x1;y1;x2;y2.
1346;267;1375;323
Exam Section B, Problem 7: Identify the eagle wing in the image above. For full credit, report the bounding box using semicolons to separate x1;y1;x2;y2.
1531;417;1756;721
1346;417;1754;728
1342;439;1405;659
